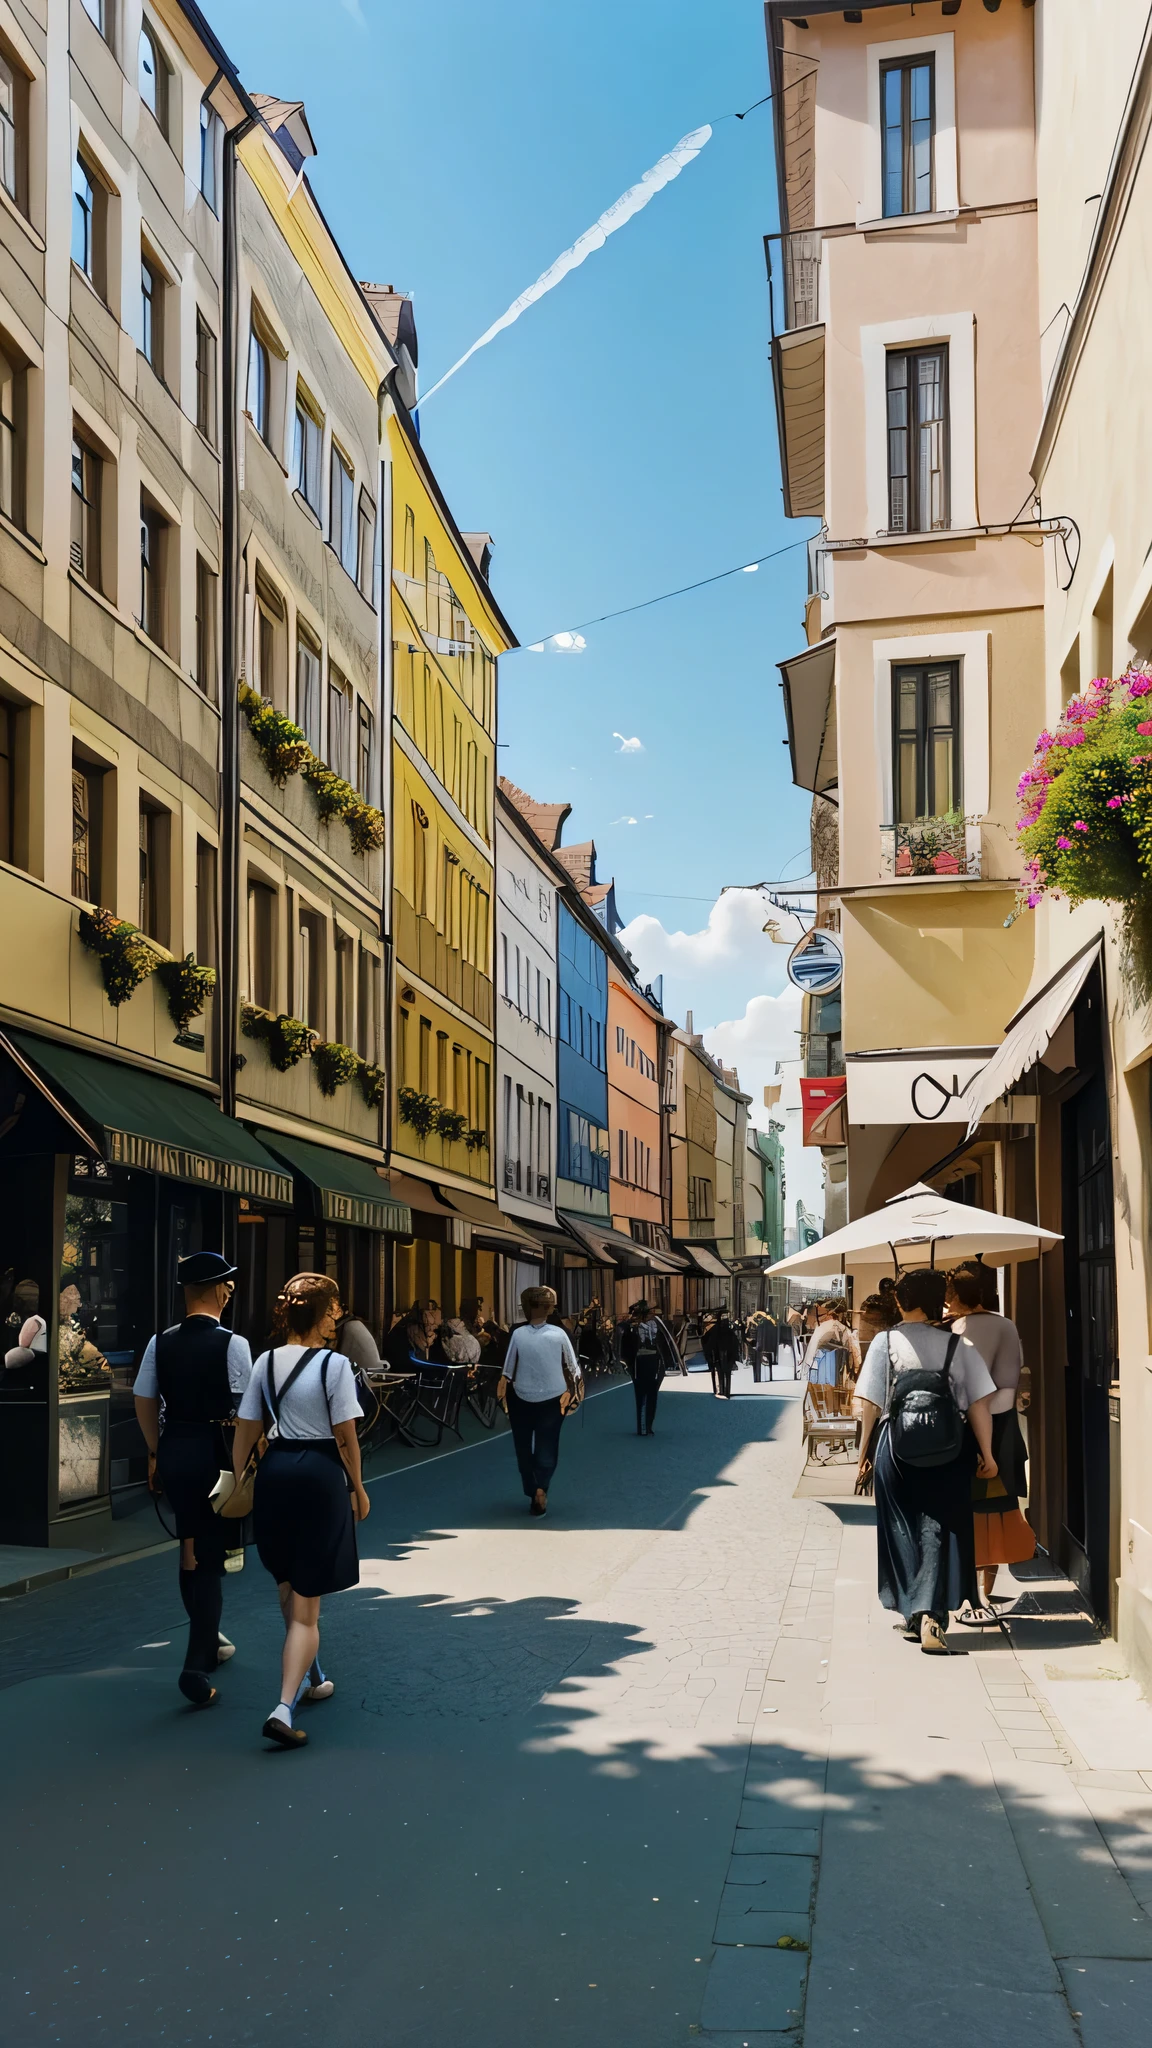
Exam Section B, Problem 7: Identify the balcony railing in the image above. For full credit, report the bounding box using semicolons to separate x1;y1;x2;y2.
767;229;822;335
881;817;981;880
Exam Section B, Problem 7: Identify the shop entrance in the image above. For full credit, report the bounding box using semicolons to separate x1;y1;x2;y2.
1060;994;1118;1624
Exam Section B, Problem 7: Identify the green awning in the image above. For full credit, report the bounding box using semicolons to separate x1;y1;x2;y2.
6;1030;293;1205
260;1132;412;1236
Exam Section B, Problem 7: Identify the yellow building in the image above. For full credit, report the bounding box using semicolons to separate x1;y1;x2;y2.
383;394;517;1311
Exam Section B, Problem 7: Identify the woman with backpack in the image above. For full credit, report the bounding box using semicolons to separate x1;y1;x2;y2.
854;1267;998;1655
231;1273;370;1748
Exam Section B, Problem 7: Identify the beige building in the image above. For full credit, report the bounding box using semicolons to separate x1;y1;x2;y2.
668;1018;735;1310
768;2;1046;1228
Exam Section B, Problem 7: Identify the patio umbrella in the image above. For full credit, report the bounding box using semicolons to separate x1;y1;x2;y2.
767;1182;1061;1278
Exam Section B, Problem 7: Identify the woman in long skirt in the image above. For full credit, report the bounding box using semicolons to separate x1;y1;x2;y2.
944;1263;1035;1625
231;1273;370;1748
855;1267;998;1654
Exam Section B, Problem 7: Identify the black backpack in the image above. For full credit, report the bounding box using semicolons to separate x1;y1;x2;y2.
886;1332;965;1468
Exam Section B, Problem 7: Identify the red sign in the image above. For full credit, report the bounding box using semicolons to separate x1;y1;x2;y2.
799;1074;847;1146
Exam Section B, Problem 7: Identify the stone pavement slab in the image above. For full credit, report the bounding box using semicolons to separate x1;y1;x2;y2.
1058;1958;1152;2044
700;1945;808;2032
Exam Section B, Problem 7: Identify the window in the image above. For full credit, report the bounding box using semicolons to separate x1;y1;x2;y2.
141;249;164;378
138;21;168;134
402;503;415;578
72;151;106;295
335;930;354;1046
255;571;286;709
247;324;270;441
292;385;322;514
139;497;169;648
881;54;934;218
294;905;325;1032
247;877;276;1009
195;315;216;442
199;102;221;212
71;752;105;904
70;434;101;587
0;46;28;212
81;0;109;34
327;665;351;779
0;696;27;869
138;799;170;944
418;1014;431;1091
357;492;375;599
617;1128;626;1182
893;661;960;822
195;557;217;696
329;444;356;577
0;339;27;531
195;839;217;969
886;346;947;533
357;699;374;799
412;800;428;915
356;946;379;1059
295;627;321;752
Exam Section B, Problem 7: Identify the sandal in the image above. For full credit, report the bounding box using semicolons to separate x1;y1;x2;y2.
955;1603;998;1628
920;1616;950;1656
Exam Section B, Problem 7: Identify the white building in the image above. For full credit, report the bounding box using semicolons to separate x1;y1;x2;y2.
493;784;560;1313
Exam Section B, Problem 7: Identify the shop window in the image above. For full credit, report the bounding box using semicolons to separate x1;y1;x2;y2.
195;556;217;696
140;244;165;380
70;431;102;589
247;321;270;443
199;101;221;213
886;346;948;533
294;904;325;1033
881;54;934;218
195;313;216;443
335;929;354;1045
295;625;321;752
357;491;375;599
357;698;374;800
0;334;28;533
0;40;29;214
195;838;216;968
247;876;276;1009
71;148;107;298
292;382;323;515
255;569;286;709
138;797;170;945
329;443;356;577
71;750;107;905
327;664;352;779
139;494;172;651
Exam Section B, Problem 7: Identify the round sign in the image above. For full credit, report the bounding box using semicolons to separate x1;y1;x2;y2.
787;928;843;997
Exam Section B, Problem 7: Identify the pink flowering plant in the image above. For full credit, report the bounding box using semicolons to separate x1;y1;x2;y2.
1015;670;1152;924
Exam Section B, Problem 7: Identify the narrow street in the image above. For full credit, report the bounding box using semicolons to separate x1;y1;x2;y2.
2;1368;1151;2046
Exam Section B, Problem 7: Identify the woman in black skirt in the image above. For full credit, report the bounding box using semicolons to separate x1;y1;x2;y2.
854;1267;998;1654
232;1273;369;1749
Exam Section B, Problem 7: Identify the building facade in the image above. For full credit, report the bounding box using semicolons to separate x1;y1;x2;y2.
493;781;559;1312
668;1020;732;1310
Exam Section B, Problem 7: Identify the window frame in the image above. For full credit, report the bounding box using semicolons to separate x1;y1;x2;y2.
326;663;352;780
357;490;375;600
247;322;270;443
140;244;165;381
246;874;277;1011
0;41;29;216
255;568;287;709
138;19;169;137
891;659;961;824
71;149;107;298
292;383;323;516
328;442;356;578
138;795;171;946
70;430;102;589
195;555;217;697
885;343;949;535
199;100;221;213
138;493;169;651
0;336;28;533
194;312;216;443
295;623;322;753
880;54;935;220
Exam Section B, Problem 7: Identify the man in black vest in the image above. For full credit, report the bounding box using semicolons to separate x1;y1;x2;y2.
134;1252;252;1707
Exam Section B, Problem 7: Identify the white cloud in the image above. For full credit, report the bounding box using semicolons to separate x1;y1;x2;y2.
703;989;801;1070
620;888;788;978
613;732;644;753
527;632;586;653
610;815;639;827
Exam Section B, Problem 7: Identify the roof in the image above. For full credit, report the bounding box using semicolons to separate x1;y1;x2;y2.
249;93;317;165
555;841;597;890
358;284;418;367
498;779;571;851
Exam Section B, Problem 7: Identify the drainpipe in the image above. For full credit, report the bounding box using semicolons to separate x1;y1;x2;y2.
219;107;257;1122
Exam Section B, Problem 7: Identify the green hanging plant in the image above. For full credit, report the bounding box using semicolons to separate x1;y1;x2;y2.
433;1106;467;1144
358;1061;388;1109
464;1126;489;1153
78;909;160;1007
398;1086;439;1138
156;954;216;1032
238;682;311;785
241;1004;317;1072
239;682;385;854
311;1040;360;1097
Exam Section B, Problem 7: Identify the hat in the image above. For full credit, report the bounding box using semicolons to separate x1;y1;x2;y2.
632;1300;651;1317
177;1250;237;1286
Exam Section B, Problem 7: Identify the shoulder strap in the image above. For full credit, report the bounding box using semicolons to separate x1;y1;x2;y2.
320;1350;332;1414
943;1332;960;1374
886;1330;894;1406
265;1346;318;1425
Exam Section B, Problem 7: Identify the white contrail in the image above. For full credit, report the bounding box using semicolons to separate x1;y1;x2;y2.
417;124;712;407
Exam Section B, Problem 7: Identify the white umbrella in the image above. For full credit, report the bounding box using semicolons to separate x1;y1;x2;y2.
767;1182;1061;1278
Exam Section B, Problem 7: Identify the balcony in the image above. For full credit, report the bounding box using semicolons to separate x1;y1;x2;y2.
766;229;824;519
880;818;982;881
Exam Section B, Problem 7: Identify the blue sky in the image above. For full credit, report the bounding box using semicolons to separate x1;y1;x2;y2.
224;0;822;1212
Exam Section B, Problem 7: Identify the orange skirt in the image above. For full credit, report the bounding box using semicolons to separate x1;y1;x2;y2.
974;1507;1036;1569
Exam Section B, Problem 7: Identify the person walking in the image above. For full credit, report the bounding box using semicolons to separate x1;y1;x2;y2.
497;1286;582;1516
856;1278;901;1359
803;1299;859;1388
854;1267;999;1655
231;1273;369;1750
620;1299;679;1435
133;1252;252;1709
944;1264;1034;1625
749;1311;779;1384
703;1306;740;1399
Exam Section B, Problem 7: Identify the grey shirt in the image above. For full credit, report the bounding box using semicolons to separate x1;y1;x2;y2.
948;1312;1023;1415
133;1324;253;1404
856;1323;997;1418
239;1346;364;1440
503;1322;581;1402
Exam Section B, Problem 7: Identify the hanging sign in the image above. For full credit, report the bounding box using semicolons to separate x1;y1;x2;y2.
787;928;843;997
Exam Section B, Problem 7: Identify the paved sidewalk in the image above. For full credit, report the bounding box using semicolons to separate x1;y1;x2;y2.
1;1368;1151;2043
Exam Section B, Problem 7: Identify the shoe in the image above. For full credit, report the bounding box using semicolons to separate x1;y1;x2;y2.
530;1489;548;1518
262;1710;308;1748
954;1602;997;1628
216;1633;236;1662
304;1679;335;1701
920;1616;950;1656
178;1670;218;1708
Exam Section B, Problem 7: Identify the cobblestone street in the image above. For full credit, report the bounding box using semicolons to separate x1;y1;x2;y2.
3;1369;1152;2045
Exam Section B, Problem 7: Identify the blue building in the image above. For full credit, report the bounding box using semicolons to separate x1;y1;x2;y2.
556;900;610;1219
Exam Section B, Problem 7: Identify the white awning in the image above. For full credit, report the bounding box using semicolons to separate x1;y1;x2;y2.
960;936;1102;1138
767;1181;1061;1278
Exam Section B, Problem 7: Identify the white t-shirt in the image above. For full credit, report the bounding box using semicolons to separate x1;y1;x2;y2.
856;1323;997;1418
502;1322;581;1402
239;1346;363;1441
